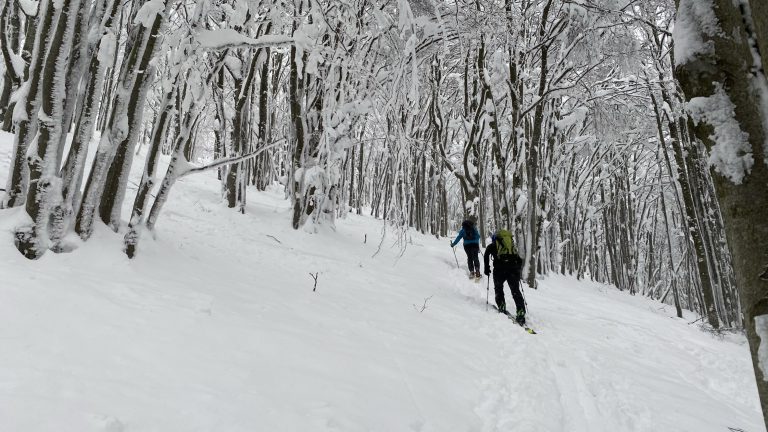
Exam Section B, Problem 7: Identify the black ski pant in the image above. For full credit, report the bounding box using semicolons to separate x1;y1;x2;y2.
464;243;480;273
493;265;525;313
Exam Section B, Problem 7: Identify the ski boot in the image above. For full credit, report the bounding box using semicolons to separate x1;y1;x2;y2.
515;309;526;325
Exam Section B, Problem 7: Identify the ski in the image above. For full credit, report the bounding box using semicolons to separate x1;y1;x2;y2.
503;312;537;334
518;322;537;335
490;306;537;334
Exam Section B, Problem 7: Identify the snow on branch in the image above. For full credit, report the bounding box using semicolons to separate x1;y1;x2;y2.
17;0;38;16
133;0;164;27
178;139;287;178
194;29;293;51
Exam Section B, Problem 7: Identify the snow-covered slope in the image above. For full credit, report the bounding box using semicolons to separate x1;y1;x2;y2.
0;134;763;432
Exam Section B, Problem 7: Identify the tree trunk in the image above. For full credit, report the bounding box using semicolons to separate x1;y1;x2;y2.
675;0;768;425
15;0;79;258
2;0;54;209
76;4;166;239
123;82;176;258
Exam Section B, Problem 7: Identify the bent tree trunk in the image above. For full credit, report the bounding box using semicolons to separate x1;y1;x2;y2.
123;83;176;258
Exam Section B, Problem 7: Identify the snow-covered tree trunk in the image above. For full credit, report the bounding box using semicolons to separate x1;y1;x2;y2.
15;0;80;258
657;81;720;326
0;0;21;132
2;0;54;209
75;1;168;239
226;32;271;211
123;79;176;258
212;67;227;182
55;0;119;238
675;0;768;425
288;1;307;229
525;0;553;290
443;44;486;223
254;47;271;191
144;100;203;234
98;64;157;230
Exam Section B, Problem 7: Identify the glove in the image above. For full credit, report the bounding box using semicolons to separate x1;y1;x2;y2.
450;241;454;247
484;267;491;276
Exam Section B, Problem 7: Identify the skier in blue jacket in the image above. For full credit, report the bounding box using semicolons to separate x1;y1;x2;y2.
451;219;482;279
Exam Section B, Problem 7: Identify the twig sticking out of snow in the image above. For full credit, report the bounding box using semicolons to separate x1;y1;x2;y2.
266;235;282;244
413;295;434;313
309;272;319;292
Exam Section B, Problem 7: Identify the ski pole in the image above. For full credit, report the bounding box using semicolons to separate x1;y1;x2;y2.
451;245;460;269
520;279;529;314
486;276;490;311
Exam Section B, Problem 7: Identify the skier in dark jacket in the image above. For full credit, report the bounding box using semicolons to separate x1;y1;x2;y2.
484;230;526;324
451;220;482;279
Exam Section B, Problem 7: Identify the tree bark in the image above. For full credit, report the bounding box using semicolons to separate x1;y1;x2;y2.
15;0;79;258
675;0;768;425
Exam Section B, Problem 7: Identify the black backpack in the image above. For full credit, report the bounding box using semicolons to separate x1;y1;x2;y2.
461;220;475;240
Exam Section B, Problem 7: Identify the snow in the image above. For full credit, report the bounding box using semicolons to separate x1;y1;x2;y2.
17;0;38;16
565;0;587;20
555;107;588;131
132;0;164;28
10;52;26;79
194;29;293;51
673;0;720;66
687;83;753;184
737;0;768;167
0;131;764;431
220;0;248;28
397;0;415;33
11;81;30;123
756;315;768;382
97;32;117;66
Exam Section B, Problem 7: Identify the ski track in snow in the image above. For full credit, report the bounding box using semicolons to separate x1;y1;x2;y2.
0;132;764;432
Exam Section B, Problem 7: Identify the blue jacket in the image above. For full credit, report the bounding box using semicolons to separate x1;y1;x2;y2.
451;227;480;247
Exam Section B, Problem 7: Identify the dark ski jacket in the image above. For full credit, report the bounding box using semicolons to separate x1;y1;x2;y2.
451;227;481;247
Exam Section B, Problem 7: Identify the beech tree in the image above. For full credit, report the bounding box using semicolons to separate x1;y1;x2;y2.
674;0;768;426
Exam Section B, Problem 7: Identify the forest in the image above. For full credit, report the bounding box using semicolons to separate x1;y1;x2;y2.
0;0;767;428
